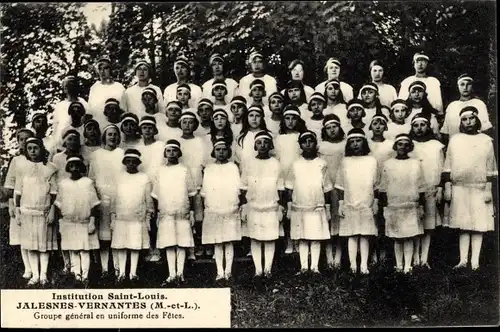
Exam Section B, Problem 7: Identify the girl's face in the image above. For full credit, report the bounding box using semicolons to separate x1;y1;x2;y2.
458;80;473;97
198;106;213;122
180;118;196;134
250;57;264;73
213;114;228;130
165;147;181;162
410;88;425;103
326;84;340;100
255;138;271;155
230;104;245;120
213;87;227;100
348;107;364;121
461;114;478;133
33;117;48;132
26;142;42;161
17;132;32;152
104;128;120;147
327;64;340;80
123;157;139;172
310;100;325;115
324;123;341;139
214;145;229;161
69;106;85;122
211;60;223;76
105;105;122;121
142;93;157;110
136;64;150;81
122;120;138;137
291;64;304;81
395;139;411;156
97;62;111;80
248;111;262;129
269;98;284;114
370;66;384;82
140;124;156;139
300;137;317;153
392;107;408;123
174;63;189;79
287;88;301;102
412;120;429;137
176;90;191;105
68;162;81;174
65;135;81;151
64;79;79;96
250;86;264;100
370;119;386;135
85;124;99;140
413;59;428;73
284;114;298;130
361;89;377;105
348;137;364;154
167;107;182;122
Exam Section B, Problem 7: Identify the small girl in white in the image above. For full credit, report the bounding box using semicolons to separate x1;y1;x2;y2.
286;131;333;275
119;112;142;150
336;129;378;275
229;96;247;137
379;134;426;273
240;131;284;278
110;149;153;283
200;138;243;281
305;92;328;139
385;99;411;140
54;155;100;287
266;92;284;136
343;99;368;134
152;140;196;284
443;106;497;270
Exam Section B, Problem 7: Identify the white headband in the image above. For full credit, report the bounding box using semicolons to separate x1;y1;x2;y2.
457;76;474;85
123;153;141;160
371;115;387;123
347;133;365;140
460;110;477;118
212;110;228;119
411;117;429;125
121;115;138;124
325;81;340;89
198;100;213;108
371;65;383;71
179;113;197;121
66;157;83;164
326;58;341;68
177;86;191;93
212;83;227;90
213;140;227;148
410;83;426;92
395;135;411;143
105;100;119;107
359;85;378;94
250;82;265;90
323;119;340;127
102;124;119;133
247;106;263;114
231;99;246;106
310;94;326;103
249;52;263;63
299;131;316;140
165;143;180;150
347;103;364;111
283;109;300;117
139;119;156;127
413;54;429;62
391;102;407;110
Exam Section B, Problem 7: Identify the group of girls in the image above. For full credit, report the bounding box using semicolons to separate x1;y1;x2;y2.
3;50;497;288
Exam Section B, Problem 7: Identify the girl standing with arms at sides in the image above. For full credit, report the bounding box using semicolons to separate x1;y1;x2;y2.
274;105;307;254
110;149;153;283
103;98;125;127
158;101;183;142
266;92;285;137
54;155;100;287
379;133;426;273
409;113;445;268
200;138;243;281
305;92;328;139
285;131;333;275
119;113;141;150
88;57;126;128
318;115;346;269
240;131;284;278
229;96;247;137
153;140;197;284
344;99;368;134
323;79;348;126
405;82;441;140
359;83;391;125
238;51;278;106
14;137;58;286
385;100;411;140
202;53;239;103
336;128;378;275
164;55;202;108
178;112;206;259
142;88;168;127
81;119;101;163
316;58;354;102
364;60;397;108
441;74;493;143
87;124;125;280
281;60;314;101
194;98;214;137
443;106;497;270
283;80;309;114
4;128;34;280
55;101;86;153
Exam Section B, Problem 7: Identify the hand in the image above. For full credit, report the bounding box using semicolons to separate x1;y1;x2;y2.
372;199;379;215
418;205;425;221
8;200;15;219
338;200;344;217
110;213;116;231
46;205;55;225
484;182;493;203
444;182;452;201
286;201;292;219
239;204;247;222
15;207;21;226
325;204;331;221
277;205;285;222
88;216;96;234
189;210;195;227
436;187;443;205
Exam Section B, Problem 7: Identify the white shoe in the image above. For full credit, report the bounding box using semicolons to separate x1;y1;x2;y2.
215;274;224;281
27;277;39;286
22;271;33;280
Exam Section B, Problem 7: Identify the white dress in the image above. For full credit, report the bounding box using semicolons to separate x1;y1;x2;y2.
398;76;443;113
234;131;259;174
152;164;197;248
241;157;283;241
200;162;242;244
364;107;391;127
385;122;411;141
368;139;395;188
379;158;425;238
357;83;397;108
441;98;493;137
444;133;497;232
88;81;126;129
318;140;345;236
123;84;166;118
164;83;203;109
265;117;281;137
237;74;278;106
324;104;349;127
335;156;378;236
274;133;302;181
406;108;440;137
52;97;89;143
202;77;239;104
157;124;183;143
315;81;354;102
410;139;445;229
111;172;152;250
304;117;324;140
54;177;100;250
136;140;165;181
285;157;332;240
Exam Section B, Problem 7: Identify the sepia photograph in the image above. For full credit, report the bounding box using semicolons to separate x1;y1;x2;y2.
0;1;498;328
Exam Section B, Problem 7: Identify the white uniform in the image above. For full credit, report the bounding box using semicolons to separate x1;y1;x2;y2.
164;83;203;109
441;98;493;137
88;81;126;129
123;84;166;118
398;76;443;113
237;74;278;106
315;81;354;102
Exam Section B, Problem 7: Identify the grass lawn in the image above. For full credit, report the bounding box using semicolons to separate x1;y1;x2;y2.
1;207;498;327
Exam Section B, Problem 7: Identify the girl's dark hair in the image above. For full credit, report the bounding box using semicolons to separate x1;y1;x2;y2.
321;126;345;141
344;137;371;157
83;120;102;146
210;146;233;159
392;139;414;152
405;92;438;118
237;109;269;147
210;118;233;146
283;80;307;106
408;114;438;141
120;113;142;139
323;82;346;104
24;139;49;165
65;159;87;174
458;114;482;133
279;111;307;135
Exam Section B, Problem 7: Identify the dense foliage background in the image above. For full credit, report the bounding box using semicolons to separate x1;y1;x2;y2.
0;1;497;181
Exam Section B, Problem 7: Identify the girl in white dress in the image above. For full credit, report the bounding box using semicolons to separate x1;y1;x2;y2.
81;119;101;164
274;105;307;254
405;81;441;140
359;83;391;125
247;79;271;116
409;113;445;268
54;155;100;286
163;56;203;108
318;115;346;269
212;79;229;109
240;131;285;277
200;138;243;281
229;96;247;137
238;51;278;106
30;112;55;160
323;79;348;126
54;101;86;153
379;134;426;273
266;92;284;136
283;80;308;114
344;99;368;133
195;98;214;138
110;149;153;283
305;92;328;139
14;137;58;286
152;140;197;285
205;108;236;166
364;60;397;108
87;124;125;280
4;128;34;280
142;88;168;130
386;99;411;140
103;98;125;127
119;113;141;150
176;83;193;113
316;58;354;102
443;106;497;270
336;128;378;275
286;131;333;274
158;101;183;142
